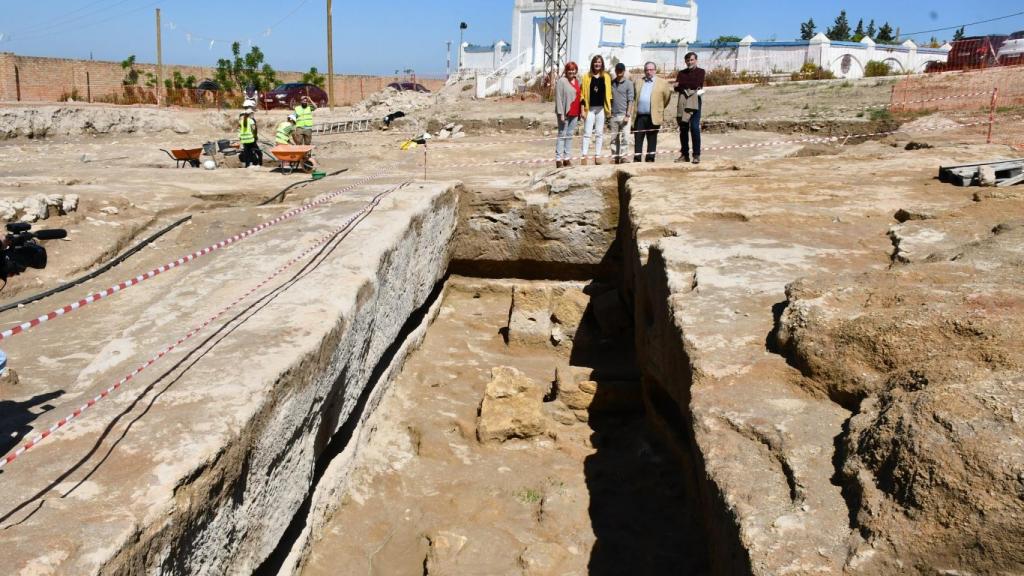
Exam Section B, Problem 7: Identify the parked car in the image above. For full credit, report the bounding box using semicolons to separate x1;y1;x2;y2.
387;82;431;93
262;83;328;109
998;30;1024;66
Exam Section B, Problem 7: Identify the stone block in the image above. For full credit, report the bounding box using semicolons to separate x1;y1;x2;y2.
477;366;547;443
507;285;553;347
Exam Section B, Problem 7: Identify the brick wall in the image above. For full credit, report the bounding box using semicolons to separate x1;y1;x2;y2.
0;52;445;106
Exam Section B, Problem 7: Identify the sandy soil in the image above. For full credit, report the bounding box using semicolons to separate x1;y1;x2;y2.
301;280;707;576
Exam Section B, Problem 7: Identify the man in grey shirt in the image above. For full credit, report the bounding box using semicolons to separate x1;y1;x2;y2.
609;63;635;164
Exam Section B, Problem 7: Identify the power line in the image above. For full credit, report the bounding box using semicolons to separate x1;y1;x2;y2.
2;0;162;44
900;10;1024;38
11;0;139;39
14;0;114;35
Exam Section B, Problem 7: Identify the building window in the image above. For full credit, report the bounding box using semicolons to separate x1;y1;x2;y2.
600;17;626;48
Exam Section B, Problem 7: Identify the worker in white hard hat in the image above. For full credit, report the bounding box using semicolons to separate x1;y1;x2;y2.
238;109;262;167
275;114;298;145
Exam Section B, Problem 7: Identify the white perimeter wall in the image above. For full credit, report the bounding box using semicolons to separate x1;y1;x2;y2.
640;36;949;78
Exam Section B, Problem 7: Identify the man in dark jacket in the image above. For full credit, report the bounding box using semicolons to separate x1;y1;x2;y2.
674;52;705;164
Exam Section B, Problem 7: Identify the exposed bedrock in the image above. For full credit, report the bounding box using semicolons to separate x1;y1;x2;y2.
451;167;620;279
0;105;238;139
0;183;458;575
617;147;1023;574
774;202;1024;573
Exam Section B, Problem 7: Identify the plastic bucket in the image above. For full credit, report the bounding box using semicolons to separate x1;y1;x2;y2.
311;171;326;180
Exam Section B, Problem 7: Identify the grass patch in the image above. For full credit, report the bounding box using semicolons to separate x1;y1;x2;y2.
516;488;543;505
869;108;893;122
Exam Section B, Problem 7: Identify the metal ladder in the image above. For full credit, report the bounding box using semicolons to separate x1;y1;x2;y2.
311;118;373;135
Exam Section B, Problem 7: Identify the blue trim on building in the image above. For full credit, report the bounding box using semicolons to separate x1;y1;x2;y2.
599;16;626;48
750;41;809;47
688;42;739;48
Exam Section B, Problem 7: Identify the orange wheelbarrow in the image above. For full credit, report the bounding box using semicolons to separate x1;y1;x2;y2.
269;145;315;174
160;147;203;168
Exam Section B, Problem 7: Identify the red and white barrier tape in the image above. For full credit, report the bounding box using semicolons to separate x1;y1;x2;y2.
0;168;398;342
425;90;999;148
425;119;992;170
0;181;409;471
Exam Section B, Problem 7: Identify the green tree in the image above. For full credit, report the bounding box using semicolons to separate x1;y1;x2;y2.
854;18;865;39
826;10;852;41
953;26;966;41
164;70;197;90
301;66;325;87
713;35;742;44
928;36;941;48
876;22;896;44
121;55;140;86
867;20;877;39
800;18;816;40
214;42;278;93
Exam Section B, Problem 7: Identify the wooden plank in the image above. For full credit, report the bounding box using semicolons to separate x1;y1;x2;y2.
997;172;1024;187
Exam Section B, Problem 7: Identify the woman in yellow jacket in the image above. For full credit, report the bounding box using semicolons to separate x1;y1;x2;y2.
580;55;613;165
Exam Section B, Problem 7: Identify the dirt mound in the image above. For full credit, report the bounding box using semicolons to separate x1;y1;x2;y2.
349;87;437;117
0;105;232;139
774;202;1024;574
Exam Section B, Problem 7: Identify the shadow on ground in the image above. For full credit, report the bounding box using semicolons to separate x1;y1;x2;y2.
573;287;710;575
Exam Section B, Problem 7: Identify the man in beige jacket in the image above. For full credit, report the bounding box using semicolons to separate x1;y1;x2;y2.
632;61;673;162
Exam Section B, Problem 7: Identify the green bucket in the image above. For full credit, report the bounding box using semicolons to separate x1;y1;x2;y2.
311;171;326;180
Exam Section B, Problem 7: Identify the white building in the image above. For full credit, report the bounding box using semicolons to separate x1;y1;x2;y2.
468;0;695;97
509;0;698;71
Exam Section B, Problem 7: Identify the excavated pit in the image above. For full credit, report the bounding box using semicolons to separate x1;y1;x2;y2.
4;130;1022;575
254;170;715;575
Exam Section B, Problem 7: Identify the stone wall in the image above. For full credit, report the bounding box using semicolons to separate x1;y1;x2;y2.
0;52;445;105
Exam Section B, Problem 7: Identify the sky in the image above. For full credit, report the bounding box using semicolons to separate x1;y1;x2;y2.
0;1;1021;76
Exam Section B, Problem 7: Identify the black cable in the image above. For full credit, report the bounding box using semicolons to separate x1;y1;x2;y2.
900;10;1024;37
0;216;192;315
258;168;349;206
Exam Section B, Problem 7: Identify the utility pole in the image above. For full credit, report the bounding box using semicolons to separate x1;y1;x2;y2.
543;0;573;93
156;8;163;106
459;22;468;69
446;40;452;79
327;0;335;109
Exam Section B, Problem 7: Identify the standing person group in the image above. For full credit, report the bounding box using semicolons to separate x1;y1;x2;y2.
553;54;705;166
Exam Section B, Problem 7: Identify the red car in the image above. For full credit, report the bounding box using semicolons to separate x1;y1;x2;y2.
262;83;328;109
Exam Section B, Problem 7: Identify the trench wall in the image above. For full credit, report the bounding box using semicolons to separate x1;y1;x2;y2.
0;184;458;575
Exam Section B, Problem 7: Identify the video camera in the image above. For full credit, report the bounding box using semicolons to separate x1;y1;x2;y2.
1;222;67;281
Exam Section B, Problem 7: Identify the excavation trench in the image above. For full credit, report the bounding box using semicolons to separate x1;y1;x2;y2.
254;168;721;575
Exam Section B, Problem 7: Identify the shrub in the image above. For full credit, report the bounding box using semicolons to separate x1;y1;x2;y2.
704;67;770;87
864;60;891;77
790;62;836;81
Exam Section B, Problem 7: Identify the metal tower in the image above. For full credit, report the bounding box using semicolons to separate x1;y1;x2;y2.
543;0;574;85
